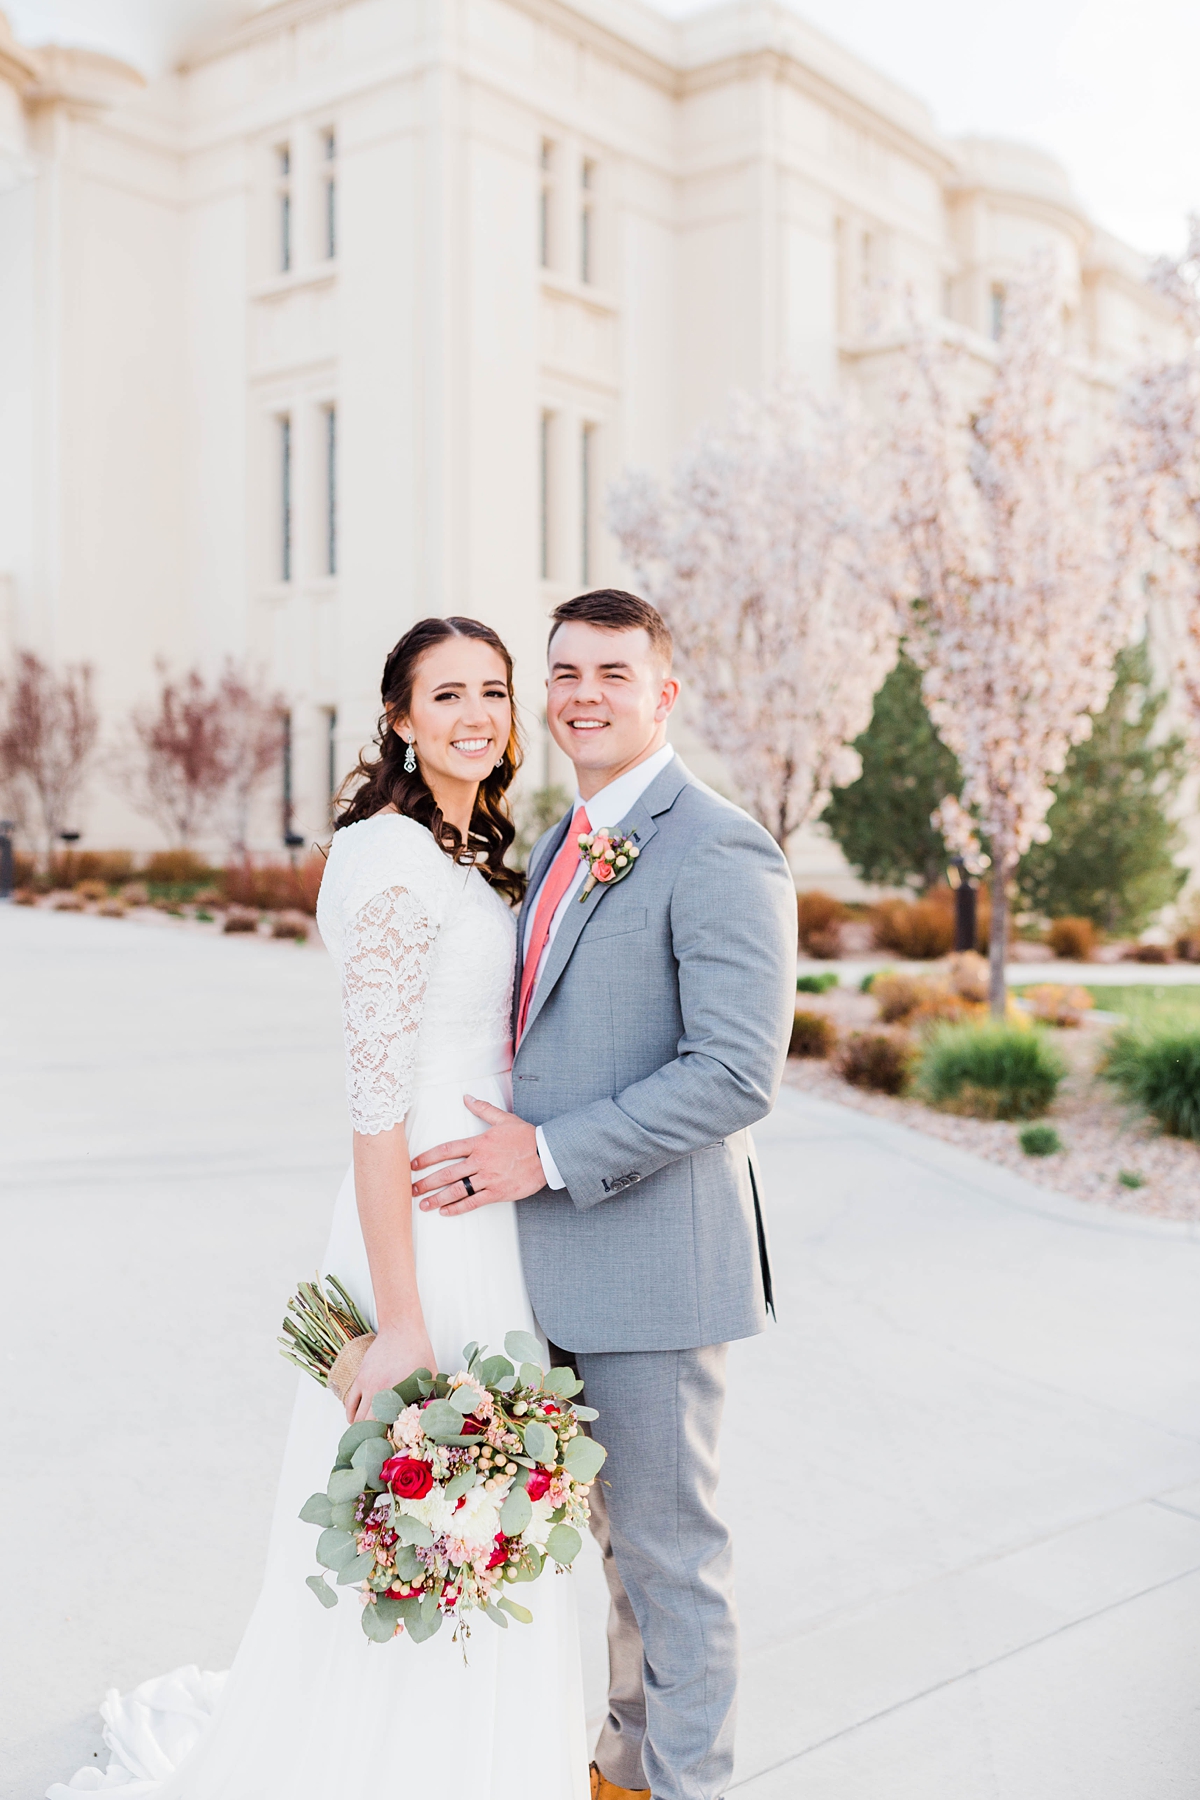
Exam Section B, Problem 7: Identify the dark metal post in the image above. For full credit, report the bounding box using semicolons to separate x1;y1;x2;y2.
949;856;977;952
0;821;14;900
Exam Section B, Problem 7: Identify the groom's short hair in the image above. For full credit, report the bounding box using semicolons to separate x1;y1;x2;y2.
549;590;673;667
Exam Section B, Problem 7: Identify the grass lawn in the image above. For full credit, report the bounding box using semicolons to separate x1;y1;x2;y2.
1082;985;1200;1028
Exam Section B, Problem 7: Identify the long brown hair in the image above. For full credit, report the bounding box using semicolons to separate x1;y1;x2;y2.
335;617;525;905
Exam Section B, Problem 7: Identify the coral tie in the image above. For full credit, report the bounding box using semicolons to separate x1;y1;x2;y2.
516;806;590;1046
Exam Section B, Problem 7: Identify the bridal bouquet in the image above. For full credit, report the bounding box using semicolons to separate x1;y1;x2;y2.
279;1277;606;1645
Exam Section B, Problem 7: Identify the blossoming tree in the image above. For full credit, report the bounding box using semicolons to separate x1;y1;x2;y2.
608;381;898;849
889;267;1143;1012
1116;215;1200;743
0;651;99;864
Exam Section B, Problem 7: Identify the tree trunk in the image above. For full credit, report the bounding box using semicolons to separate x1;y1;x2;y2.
988;862;1009;1016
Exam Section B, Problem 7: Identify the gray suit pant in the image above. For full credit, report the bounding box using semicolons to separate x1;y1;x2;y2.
554;1343;736;1800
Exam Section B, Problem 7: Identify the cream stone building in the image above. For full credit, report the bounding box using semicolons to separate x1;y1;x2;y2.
0;0;1180;865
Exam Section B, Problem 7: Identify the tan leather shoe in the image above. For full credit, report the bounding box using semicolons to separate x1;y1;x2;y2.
589;1763;651;1800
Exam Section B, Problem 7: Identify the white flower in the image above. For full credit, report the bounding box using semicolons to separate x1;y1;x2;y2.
393;1486;456;1537
453;1482;505;1552
523;1495;558;1550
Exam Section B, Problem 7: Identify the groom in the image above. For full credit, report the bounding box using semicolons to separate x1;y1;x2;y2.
412;589;797;1800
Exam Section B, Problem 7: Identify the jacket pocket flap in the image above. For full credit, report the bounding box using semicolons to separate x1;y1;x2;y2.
584;906;648;941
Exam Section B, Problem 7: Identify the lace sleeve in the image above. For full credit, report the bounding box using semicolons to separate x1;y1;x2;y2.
341;885;439;1135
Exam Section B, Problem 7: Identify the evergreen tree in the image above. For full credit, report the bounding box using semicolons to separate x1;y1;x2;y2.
1018;643;1189;934
821;650;961;890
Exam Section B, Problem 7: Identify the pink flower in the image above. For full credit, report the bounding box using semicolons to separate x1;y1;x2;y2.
525;1469;552;1501
592;861;615;883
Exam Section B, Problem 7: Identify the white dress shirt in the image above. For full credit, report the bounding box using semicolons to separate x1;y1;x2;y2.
527;743;676;1190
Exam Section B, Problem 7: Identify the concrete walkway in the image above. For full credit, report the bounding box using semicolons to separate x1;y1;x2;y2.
3;906;1200;1798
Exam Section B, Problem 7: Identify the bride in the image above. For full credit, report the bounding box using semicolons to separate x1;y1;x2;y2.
50;617;588;1799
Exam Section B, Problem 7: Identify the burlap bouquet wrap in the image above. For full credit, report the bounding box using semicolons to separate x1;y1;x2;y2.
326;1331;376;1402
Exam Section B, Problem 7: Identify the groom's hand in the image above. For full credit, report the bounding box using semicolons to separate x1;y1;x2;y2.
411;1097;546;1214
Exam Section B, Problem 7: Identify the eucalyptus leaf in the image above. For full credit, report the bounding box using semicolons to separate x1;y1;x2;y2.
448;1386;478;1416
571;1406;599;1422
298;1491;333;1527
510;1545;543;1583
498;1595;533;1624
522;1421;557;1464
518;1361;543;1391
338;1420;389;1461
542;1366;577;1396
479;1355;514;1387
330;1499;360;1530
483;1601;509;1628
405;1607;442;1644
444;1468;477;1504
461;1341;480;1367
306;1573;338;1608
315;1527;357;1570
369;1390;404;1424
361;1600;398;1643
562;1436;607;1483
397;1372;427;1406
433;1374;450;1399
392;1543;424;1581
392;1514;434;1547
415;1374;434;1398
420;1399;465;1441
505;1329;544;1370
328;1466;366;1504
512;1455;535;1469
336;1550;376;1585
351;1437;388;1481
544;1522;582;1566
499;1485;533;1536
419;1589;440;1626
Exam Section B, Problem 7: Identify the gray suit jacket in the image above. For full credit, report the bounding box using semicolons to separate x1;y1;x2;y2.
512;756;797;1353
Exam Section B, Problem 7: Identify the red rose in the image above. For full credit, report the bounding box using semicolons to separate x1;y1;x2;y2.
525;1469;552;1501
542;1402;560;1415
487;1533;509;1569
460;1417;483;1435
381;1455;434;1499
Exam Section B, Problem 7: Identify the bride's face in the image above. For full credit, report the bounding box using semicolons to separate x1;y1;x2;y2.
397;637;512;790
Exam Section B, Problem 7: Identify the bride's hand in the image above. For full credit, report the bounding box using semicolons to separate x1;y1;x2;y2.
344;1323;438;1423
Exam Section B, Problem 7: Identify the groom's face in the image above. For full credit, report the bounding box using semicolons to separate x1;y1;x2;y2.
546;621;678;788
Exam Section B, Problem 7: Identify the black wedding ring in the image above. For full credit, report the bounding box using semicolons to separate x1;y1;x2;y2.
462;1175;475;1197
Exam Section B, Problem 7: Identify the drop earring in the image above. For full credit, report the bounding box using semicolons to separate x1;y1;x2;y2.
403;739;417;774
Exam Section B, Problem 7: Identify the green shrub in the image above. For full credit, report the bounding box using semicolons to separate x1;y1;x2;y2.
1019;1124;1062;1157
1104;1027;1200;1141
1118;1169;1146;1189
915;1022;1065;1120
797;972;839;994
835;1030;914;1094
789;1010;836;1058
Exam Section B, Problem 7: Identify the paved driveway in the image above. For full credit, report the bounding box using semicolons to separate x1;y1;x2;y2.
3;906;1199;1798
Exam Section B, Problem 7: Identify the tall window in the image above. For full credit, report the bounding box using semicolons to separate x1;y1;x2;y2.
279;415;293;581
325;707;339;818
325;405;337;576
990;283;1006;341
580;159;595;284
539;139;554;269
281;709;295;841
276;144;292;273
323;129;337;260
539;411;551;579
580;423;594;585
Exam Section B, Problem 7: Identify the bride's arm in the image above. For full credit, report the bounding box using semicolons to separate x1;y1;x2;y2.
343;1126;436;1423
338;883;441;1422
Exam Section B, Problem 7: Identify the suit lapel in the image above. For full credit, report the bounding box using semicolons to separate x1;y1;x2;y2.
517;758;691;1044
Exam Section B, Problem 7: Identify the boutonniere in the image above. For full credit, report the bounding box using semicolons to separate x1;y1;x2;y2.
578;830;640;901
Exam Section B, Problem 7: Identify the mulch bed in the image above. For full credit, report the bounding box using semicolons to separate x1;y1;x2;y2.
785;994;1200;1223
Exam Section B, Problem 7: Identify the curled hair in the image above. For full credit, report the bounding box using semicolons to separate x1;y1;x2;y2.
335;616;525;905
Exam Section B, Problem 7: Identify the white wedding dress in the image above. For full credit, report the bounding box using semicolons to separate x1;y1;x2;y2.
50;812;588;1800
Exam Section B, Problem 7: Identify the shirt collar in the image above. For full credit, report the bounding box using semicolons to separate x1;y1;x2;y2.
575;744;675;829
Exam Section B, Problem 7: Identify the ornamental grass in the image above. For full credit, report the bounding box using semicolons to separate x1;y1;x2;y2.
915;1021;1065;1120
1104;1026;1200;1142
789;1010;836;1059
